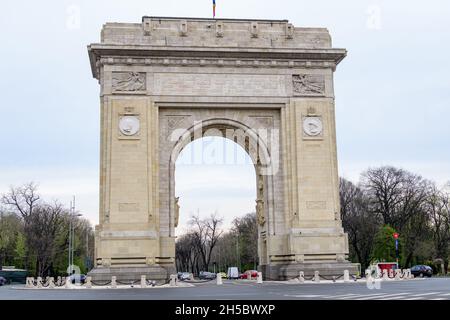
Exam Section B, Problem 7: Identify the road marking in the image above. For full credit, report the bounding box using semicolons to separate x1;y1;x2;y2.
403;297;424;300
321;293;360;299
336;293;388;300
429;298;446;300
357;292;409;300
409;292;441;296
284;294;326;298
439;293;450;296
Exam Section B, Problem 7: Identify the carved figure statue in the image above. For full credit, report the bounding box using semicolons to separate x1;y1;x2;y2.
256;199;265;226
174;197;180;227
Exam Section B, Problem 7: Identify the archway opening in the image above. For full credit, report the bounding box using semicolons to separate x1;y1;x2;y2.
174;136;260;276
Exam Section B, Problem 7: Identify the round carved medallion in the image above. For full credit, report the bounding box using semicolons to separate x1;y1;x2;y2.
303;117;323;136
119;116;140;136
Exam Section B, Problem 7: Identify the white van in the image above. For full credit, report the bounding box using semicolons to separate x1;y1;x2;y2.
227;267;239;279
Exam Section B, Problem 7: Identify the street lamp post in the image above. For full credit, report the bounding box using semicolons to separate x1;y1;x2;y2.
393;232;399;267
68;196;82;275
236;233;240;272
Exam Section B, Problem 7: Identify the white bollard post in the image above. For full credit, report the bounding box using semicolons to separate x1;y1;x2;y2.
257;272;263;284
65;276;72;288
170;274;177;287
189;273;194;280
314;271;320;283
395;269;401;280
408;269;414;279
299;271;305;283
366;272;373;285
141;275;147;288
85;276;92;288
36;277;43;289
48;277;55;289
217;273;223;285
25;277;34;288
344;270;350;283
382;269;389;281
111;276;117;288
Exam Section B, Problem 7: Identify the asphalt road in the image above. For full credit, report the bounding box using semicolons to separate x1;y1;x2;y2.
1;278;449;300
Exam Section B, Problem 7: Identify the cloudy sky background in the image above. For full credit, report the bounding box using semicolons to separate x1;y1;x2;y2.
0;0;449;231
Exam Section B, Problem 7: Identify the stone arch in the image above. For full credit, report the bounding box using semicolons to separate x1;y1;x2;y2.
166;117;276;266
88;16;358;282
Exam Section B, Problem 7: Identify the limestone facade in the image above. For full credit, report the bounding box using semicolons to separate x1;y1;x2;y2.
87;17;357;281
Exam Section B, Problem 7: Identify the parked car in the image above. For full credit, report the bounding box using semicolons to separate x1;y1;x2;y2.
411;265;433;278
0;267;27;284
0;276;7;286
178;272;191;281
199;271;216;280
227;267;239;280
240;270;258;279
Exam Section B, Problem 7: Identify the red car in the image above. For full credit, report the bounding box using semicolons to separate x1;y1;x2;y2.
239;270;258;279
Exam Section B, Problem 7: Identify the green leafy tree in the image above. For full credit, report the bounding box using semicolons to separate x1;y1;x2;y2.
14;232;26;269
371;225;401;262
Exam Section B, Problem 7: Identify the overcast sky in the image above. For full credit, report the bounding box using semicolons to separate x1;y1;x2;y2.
0;1;449;231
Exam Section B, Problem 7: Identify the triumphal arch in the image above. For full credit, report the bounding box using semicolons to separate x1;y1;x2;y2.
87;16;357;281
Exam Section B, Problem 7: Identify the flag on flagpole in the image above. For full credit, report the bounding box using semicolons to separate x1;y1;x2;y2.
213;0;216;18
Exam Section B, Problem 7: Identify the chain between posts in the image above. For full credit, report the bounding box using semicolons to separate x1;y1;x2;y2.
182;278;216;284
23;268;412;289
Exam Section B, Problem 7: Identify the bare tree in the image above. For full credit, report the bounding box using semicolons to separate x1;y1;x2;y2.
361;166;430;230
426;185;450;273
1;182;40;220
176;233;200;273
340;178;379;270
26;202;67;276
189;213;223;271
1;184;71;276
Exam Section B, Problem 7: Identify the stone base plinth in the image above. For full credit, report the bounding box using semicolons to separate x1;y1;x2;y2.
260;262;360;280
88;265;171;283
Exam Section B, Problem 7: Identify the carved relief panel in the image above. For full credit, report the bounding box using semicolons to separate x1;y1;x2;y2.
118;106;141;140
112;72;146;93
302;106;323;139
292;74;325;96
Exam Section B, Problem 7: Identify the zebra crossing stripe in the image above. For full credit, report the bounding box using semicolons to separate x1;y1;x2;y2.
410;292;441;296
357;292;409;300
288;295;325;298
321;293;360;299
336;292;388;299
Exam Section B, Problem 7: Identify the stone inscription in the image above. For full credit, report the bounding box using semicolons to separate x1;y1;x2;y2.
152;73;287;97
119;203;140;212
306;201;326;210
